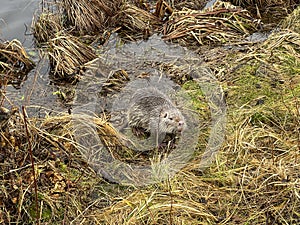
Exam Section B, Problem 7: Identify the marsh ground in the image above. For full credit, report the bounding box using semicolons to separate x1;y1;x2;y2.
0;0;299;224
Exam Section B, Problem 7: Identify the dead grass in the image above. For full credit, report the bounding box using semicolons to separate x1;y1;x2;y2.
1;1;300;224
0;40;35;87
164;1;261;47
116;4;162;41
281;3;300;33
58;0;122;35
0;112;99;224
32;0;123;48
48;35;97;81
0;111;135;224
171;0;208;10
229;0;299;26
32;13;63;44
230;0;295;7
86;4;300;224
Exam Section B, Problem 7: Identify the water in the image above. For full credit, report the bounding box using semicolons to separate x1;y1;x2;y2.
0;0;39;46
204;0;217;9
0;0;61;116
0;0;270;118
0;0;226;186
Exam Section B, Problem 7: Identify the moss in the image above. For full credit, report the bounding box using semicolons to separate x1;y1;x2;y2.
182;80;208;111
40;206;52;222
228;72;281;107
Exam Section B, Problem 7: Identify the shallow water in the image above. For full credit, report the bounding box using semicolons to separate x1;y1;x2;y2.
0;0;60;116
204;0;217;8
0;0;266;118
0;0;226;186
0;0;39;46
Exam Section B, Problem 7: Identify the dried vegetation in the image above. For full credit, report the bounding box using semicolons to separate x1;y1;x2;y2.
116;4;163;40
230;0;299;26
47;35;97;81
1;0;300;224
60;0;122;35
164;1;261;46
0;40;35;87
32;13;63;44
32;0;123;81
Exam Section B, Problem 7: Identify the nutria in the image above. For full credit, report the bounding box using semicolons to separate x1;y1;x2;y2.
127;87;185;147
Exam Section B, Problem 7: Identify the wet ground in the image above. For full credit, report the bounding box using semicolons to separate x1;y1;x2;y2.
0;0;272;117
0;0;206;118
0;0;60;116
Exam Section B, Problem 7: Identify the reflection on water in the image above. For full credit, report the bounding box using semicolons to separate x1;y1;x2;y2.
3;56;63;117
0;0;39;46
0;0;59;116
0;0;264;119
204;0;217;9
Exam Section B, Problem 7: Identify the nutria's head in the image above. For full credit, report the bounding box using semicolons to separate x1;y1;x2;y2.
159;109;186;134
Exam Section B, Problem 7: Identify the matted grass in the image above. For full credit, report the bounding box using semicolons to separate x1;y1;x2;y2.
59;0;121;35
0;40;35;86
171;0;208;10
32;0;119;46
32;13;63;44
83;4;300;224
164;1;261;47
229;0;299;26
48;35;97;81
116;4;162;40
230;0;295;7
0;111;135;224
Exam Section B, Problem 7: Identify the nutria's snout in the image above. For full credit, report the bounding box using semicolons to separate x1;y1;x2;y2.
177;120;185;132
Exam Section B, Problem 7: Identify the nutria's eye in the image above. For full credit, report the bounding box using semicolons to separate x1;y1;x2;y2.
169;117;173;120
163;112;168;118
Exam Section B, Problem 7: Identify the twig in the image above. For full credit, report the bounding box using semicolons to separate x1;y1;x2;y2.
21;106;40;225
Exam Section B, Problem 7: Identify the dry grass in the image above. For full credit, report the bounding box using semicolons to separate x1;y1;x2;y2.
32;0;123;45
57;0;122;35
1;36;300;223
171;0;208;10
1;1;300;224
0;40;35;86
229;0;298;26
164;1;261;47
230;0;295;7
116;4;162;40
92;178;219;224
99;69;130;96
281;3;300;33
48;35;97;81
0;111;135;224
32;13;63;44
0;112;99;224
85;5;300;224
